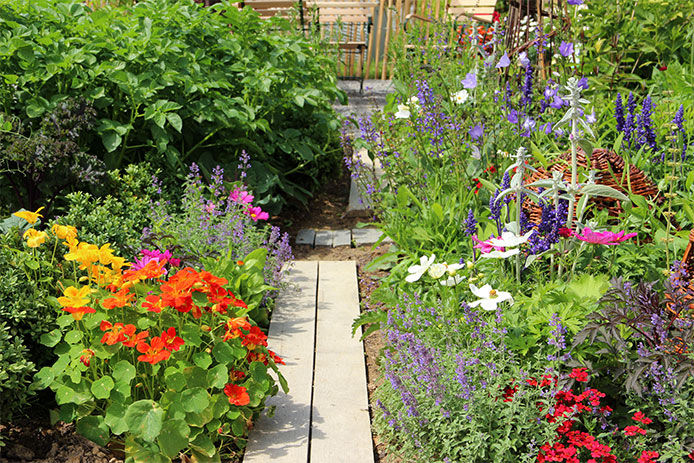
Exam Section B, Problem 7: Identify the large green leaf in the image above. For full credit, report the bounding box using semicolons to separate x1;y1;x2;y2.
157;419;190;458
76;416;110;446
124;400;165;442
91;376;114;400
181;387;210;414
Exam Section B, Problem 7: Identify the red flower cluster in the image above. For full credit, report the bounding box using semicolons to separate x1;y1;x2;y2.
224;383;250;406
638;450;659;463
99;321;184;365
568;367;589;382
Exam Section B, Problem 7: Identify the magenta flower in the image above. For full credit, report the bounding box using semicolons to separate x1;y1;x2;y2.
133;249;181;272
472;234;504;253
230;188;254;205
574;228;637;245
246;206;269;222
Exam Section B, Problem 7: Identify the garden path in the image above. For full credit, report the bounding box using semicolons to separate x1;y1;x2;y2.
243;81;391;462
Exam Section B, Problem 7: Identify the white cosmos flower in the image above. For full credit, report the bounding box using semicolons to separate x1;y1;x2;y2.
468;284;513;311
440;274;465;286
480;248;521;259
406;254;436;282
487;230;534;248
408;96;421;109
394;104;411;119
451;90;469;105
427;263;447;279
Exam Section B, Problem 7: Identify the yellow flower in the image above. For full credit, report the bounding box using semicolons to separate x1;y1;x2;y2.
23;228;48;248
57;285;92;308
109;255;127;271
52;224;77;241
97;243;115;265
13;207;44;224
64;242;99;269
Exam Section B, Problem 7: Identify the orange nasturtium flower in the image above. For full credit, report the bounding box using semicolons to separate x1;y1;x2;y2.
242;326;268;350
23;228;48;248
51;224;77;241
122;330;150;348
13;207;44;224
62;306;97;321
223;383;250;406
58;285;92;308
102;287;135;310
142;294;164;313
222;317;252;341
160;268;200;312
136;337;171;364
100;321;136;345
122;259;166;283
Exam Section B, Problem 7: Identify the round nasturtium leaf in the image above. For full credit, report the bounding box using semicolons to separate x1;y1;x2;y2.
157;418;190;458
124;400;165;443
64;330;82;344
76;415;110;447
91;375;115;400
104;401;128;435
112;360;136;384
206;364;228;389
165;370;186;391
193;352;212;369
181;387;210;414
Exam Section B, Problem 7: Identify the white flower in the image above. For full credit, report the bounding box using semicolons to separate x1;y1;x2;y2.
406;254;436;282
487;230;534;248
427;263;447;279
480;248;521;259
440;274;465;286
468;284;513;311
394;104;411;119
408;96;421;108
451;89;469;105
445;263;464;274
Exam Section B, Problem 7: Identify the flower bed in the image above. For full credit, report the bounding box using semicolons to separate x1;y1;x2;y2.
351;0;694;461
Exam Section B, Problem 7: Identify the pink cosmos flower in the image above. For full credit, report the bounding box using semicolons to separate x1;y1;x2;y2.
246;206;269;222
230;188;254;205
574;227;637;245
471;234;504;254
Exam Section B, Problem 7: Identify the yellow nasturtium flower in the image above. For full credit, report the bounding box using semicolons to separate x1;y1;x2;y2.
64;241;100;269
23;228;47;248
51;224;78;241
13;207;44;224
57;285;92;308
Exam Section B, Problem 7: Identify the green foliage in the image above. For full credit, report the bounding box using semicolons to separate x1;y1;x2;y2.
0;226;64;421
0;0;344;212
60;164;158;260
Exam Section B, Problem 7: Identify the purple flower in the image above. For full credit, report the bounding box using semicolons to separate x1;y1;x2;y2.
550;95;565;109
507;109;519;124
469;124;484;140
463;209;477;236
615;93;625;132
577;77;589;89
541;122;552;134
521;63;534;107
496;52;511;68
567;0;584;4
462;71;477;89
518;51;530;68
586;110;596;124
559;41;574;57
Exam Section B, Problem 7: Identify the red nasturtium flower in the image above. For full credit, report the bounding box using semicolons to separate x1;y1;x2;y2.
160;268;200;312
224;383;250;406
247;351;268;365
242;326;268;350
99;321;136;345
136;336;171;364
229;370;246;381
161;327;185;352
79;349;95;367
62;306;96;321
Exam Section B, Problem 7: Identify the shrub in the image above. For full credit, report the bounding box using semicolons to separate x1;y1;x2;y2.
0;0;344;212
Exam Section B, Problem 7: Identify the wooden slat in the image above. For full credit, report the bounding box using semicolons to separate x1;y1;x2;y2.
243;261;318;463
310;261;374;463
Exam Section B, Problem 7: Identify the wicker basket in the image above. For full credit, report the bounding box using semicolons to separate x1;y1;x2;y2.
523;148;660;223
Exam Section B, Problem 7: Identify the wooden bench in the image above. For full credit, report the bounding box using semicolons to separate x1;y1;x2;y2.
306;1;379;93
243;260;374;463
